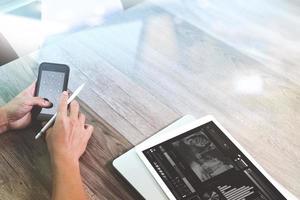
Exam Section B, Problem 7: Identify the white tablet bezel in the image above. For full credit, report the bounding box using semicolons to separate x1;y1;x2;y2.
136;115;297;200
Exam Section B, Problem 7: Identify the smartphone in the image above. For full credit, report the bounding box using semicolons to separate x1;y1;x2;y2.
35;62;70;120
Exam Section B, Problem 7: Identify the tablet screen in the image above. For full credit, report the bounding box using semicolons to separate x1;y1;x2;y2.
142;121;286;200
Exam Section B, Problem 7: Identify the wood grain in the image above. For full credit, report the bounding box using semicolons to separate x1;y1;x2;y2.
0;0;299;199
0;99;139;200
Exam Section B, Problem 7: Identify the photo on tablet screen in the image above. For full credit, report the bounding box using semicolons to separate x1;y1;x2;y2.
172;131;233;182
142;121;286;200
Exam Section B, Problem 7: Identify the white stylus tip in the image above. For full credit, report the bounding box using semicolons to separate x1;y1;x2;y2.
35;132;42;140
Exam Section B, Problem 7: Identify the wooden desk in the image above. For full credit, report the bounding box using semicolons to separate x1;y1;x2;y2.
0;101;138;199
0;1;299;199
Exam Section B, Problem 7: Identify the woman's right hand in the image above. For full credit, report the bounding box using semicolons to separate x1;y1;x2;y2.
46;91;94;167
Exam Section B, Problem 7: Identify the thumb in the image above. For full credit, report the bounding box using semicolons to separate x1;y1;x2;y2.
28;97;52;108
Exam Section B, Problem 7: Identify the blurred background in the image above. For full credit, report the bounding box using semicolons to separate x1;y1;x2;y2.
0;0;143;65
0;0;299;69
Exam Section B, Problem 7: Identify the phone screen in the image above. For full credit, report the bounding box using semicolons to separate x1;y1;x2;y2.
38;70;66;115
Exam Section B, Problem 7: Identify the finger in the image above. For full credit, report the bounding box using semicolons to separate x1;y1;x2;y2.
20;81;36;96
70;100;80;120
26;81;37;96
43;98;53;108
79;113;86;125
58;91;68;117
83;124;94;141
28;96;52;107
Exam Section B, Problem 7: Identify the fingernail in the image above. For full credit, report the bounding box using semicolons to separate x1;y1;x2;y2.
43;98;48;104
43;98;53;107
48;102;53;108
63;91;68;96
43;100;49;106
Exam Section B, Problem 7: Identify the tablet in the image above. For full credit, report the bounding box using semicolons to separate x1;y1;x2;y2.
136;116;296;200
113;115;196;200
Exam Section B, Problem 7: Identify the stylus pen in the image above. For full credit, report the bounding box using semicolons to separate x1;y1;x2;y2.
35;83;85;140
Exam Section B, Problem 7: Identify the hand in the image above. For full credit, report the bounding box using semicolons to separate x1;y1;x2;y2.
46;92;93;200
46;92;94;166
1;82;52;131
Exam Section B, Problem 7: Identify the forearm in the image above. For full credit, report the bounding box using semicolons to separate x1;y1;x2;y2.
0;107;8;134
51;158;87;200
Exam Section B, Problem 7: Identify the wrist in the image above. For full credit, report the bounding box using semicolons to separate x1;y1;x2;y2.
51;155;80;171
0;107;9;133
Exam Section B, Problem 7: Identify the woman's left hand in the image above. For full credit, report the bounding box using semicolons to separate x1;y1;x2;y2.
1;82;52;131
